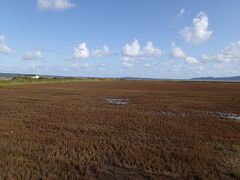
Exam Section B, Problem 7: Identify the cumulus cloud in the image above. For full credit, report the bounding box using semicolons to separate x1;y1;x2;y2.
122;39;162;58
176;8;185;18
171;42;199;64
143;42;162;57
122;39;141;57
122;40;162;68
74;43;115;59
180;12;212;45
202;41;240;62
23;50;43;60
91;45;115;58
74;43;90;59
37;0;76;10
0;36;12;54
170;42;186;59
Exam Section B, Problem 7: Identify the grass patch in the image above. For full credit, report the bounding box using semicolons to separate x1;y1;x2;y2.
0;78;111;87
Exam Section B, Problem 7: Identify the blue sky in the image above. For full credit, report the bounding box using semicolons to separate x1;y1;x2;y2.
0;0;240;78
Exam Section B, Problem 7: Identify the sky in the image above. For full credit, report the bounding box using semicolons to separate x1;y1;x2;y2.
0;0;240;79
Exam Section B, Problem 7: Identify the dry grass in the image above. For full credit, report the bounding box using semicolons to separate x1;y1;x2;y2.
0;81;239;179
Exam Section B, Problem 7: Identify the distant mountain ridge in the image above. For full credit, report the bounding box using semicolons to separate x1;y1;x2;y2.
0;73;240;82
0;73;21;77
191;76;240;81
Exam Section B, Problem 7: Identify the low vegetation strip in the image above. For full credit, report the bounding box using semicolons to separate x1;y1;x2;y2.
0;78;104;87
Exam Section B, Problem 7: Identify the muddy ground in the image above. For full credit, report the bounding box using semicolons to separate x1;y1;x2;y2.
0;81;239;179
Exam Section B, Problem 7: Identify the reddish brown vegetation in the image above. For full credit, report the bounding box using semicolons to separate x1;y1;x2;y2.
0;81;239;179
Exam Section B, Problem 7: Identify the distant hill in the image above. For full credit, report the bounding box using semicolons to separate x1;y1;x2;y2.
121;77;161;81
0;73;21;78
1;73;239;82
191;76;240;81
121;77;183;81
0;73;64;79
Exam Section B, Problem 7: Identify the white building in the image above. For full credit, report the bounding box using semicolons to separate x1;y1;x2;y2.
20;74;41;79
31;75;40;79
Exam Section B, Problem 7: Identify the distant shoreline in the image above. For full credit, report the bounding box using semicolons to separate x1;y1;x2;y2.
0;73;239;83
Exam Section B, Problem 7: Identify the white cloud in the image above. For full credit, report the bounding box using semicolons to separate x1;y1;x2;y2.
142;41;162;57
180;12;212;45
176;8;185;18
122;39;141;57
122;39;162;58
37;0;76;10
23;50;43;60
170;42;186;59
91;45;114;58
0;36;11;54
122;40;162;68
74;43;90;59
185;56;199;64
171;42;199;64
122;56;134;68
202;41;240;62
123;61;133;68
74;43;115;59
